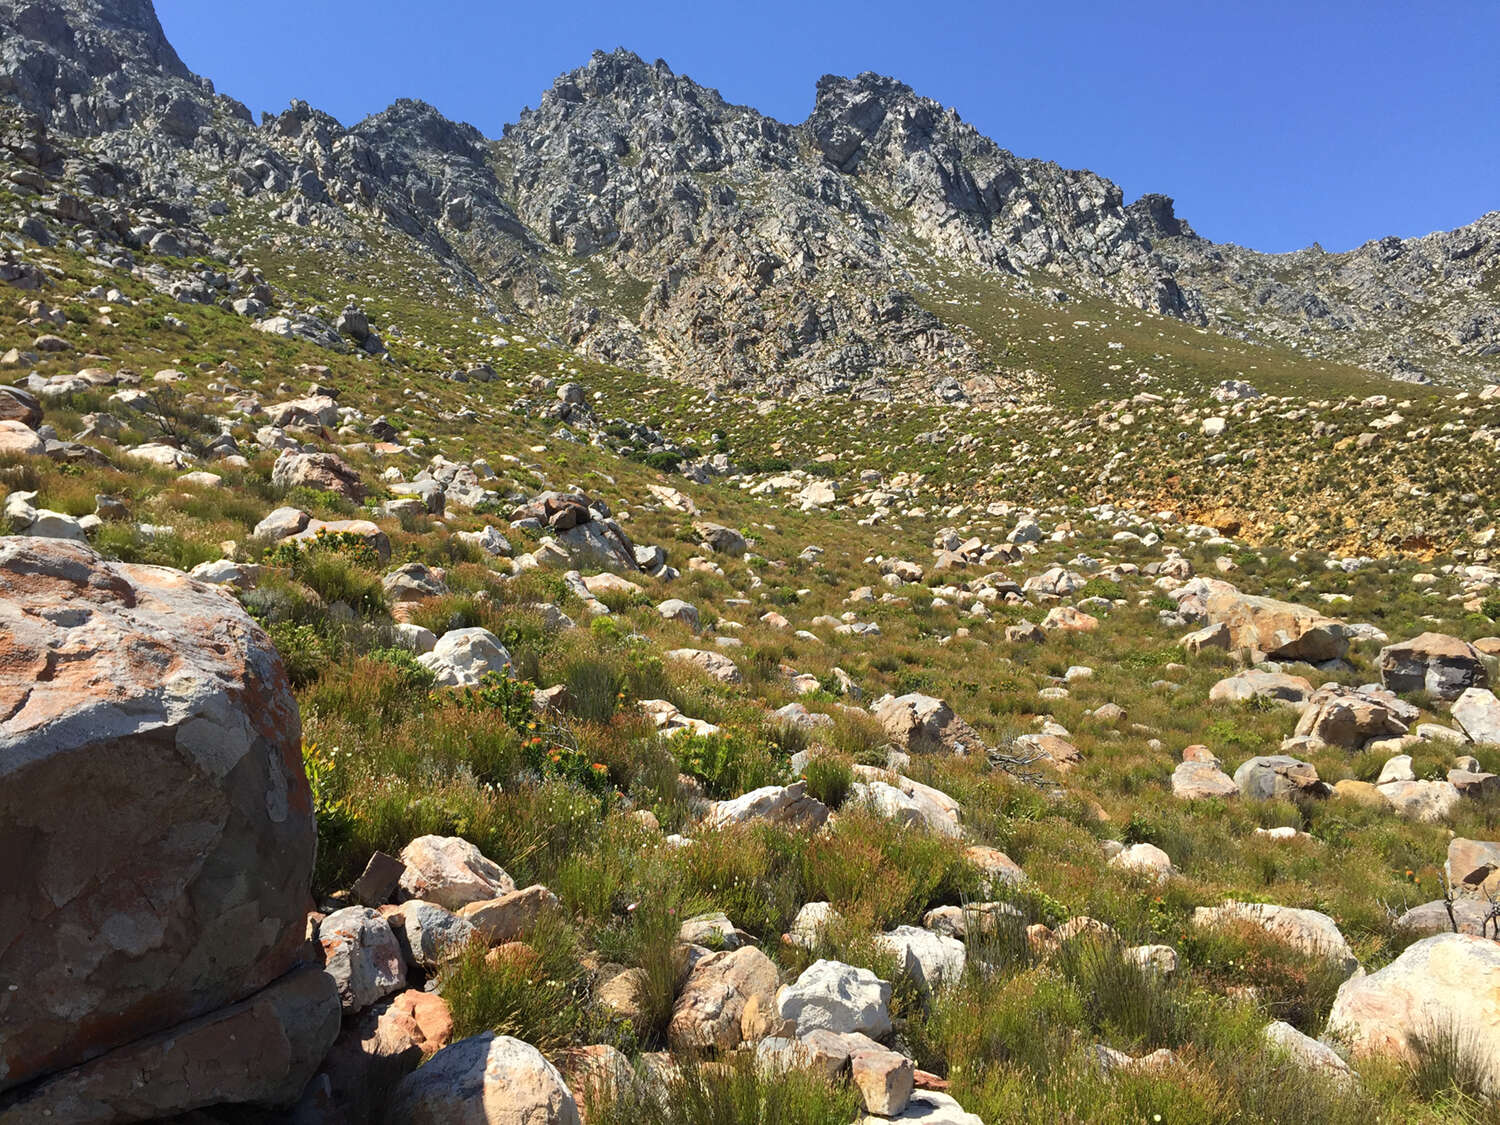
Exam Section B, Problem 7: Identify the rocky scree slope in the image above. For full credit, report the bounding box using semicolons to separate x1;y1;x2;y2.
2;2;1500;557
2;2;1498;398
3;331;1500;1122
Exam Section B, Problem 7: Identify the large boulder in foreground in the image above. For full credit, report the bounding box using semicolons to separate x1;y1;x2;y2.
709;781;830;831
272;448;365;500
872;692;985;755
1208;669;1314;707
398;835;515;910
1293;685;1410;750
776;959;893;1039
1172;760;1239;799
1233;755;1327;801
417;627;513;688
1203;587;1348;663
0;967;339;1123
1327;933;1500;1095
668;946;781;1052
0;538;316;1093
874;693;955;752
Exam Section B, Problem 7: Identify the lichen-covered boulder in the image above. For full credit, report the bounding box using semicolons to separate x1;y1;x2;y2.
1378;632;1489;701
1380;630;1488;702
668;947;781;1052
271;448;364;500
0;966;340;1122
0;538;315;1093
1294;685;1411;750
1327;934;1500;1095
776;959;893;1039
1203;588;1348;663
386;1033;581;1124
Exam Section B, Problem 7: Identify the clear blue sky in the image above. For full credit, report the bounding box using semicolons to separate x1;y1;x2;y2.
154;0;1497;254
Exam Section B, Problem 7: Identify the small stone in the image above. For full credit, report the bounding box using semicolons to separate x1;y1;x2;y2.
352;851;406;908
851;1048;915;1116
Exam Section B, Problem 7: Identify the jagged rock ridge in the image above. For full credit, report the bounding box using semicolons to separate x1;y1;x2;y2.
1;1;1497;394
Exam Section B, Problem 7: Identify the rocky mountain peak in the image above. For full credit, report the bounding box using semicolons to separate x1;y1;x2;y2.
555;48;679;100
1126;193;1196;242
355;98;488;163
512;45;789;165
806;72;910;172
0;0;202;135
5;0;187;73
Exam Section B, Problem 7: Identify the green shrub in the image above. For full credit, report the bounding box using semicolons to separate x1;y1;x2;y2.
409;593;506;637
241;573;326;626
459;672;538;732
905;967;1083;1081
1205;716;1270;754
89;523;222;571
738;456;792;473
1407;1018;1492;1105
440;908;595;1050
766;716;810;760
1079;577;1124;600
622;894;685;1046
267;620;336;687
283;484;356;515
681;824;807;939
620;641;669;700
802;808;974;930
639;451;683;473
1180;921;1349;1033
267;530;385;614
802;754;853;809
674;731;784;799
522;728;613;795
303;653;435;733
586;1053;860;1125
366;646;437;693
1058;937;1187;1048
565;657;624;722
303;739;358;889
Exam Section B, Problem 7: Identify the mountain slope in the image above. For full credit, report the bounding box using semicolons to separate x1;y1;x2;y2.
0;2;1497;403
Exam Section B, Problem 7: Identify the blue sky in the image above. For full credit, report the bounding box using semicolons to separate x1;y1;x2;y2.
154;0;1497;254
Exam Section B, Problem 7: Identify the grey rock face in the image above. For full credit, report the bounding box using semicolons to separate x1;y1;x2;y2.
318;907;408;1013
386;1033;582;1125
1233;754;1327;801
0;966;341;1123
777;959;893;1039
1454;689;1500;745
0;537;316;1094
2;6;1497;395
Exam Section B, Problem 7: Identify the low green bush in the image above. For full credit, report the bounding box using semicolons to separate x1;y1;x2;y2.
586;1053;861;1125
440;908;601;1051
673;731;784;799
801;754;853;809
